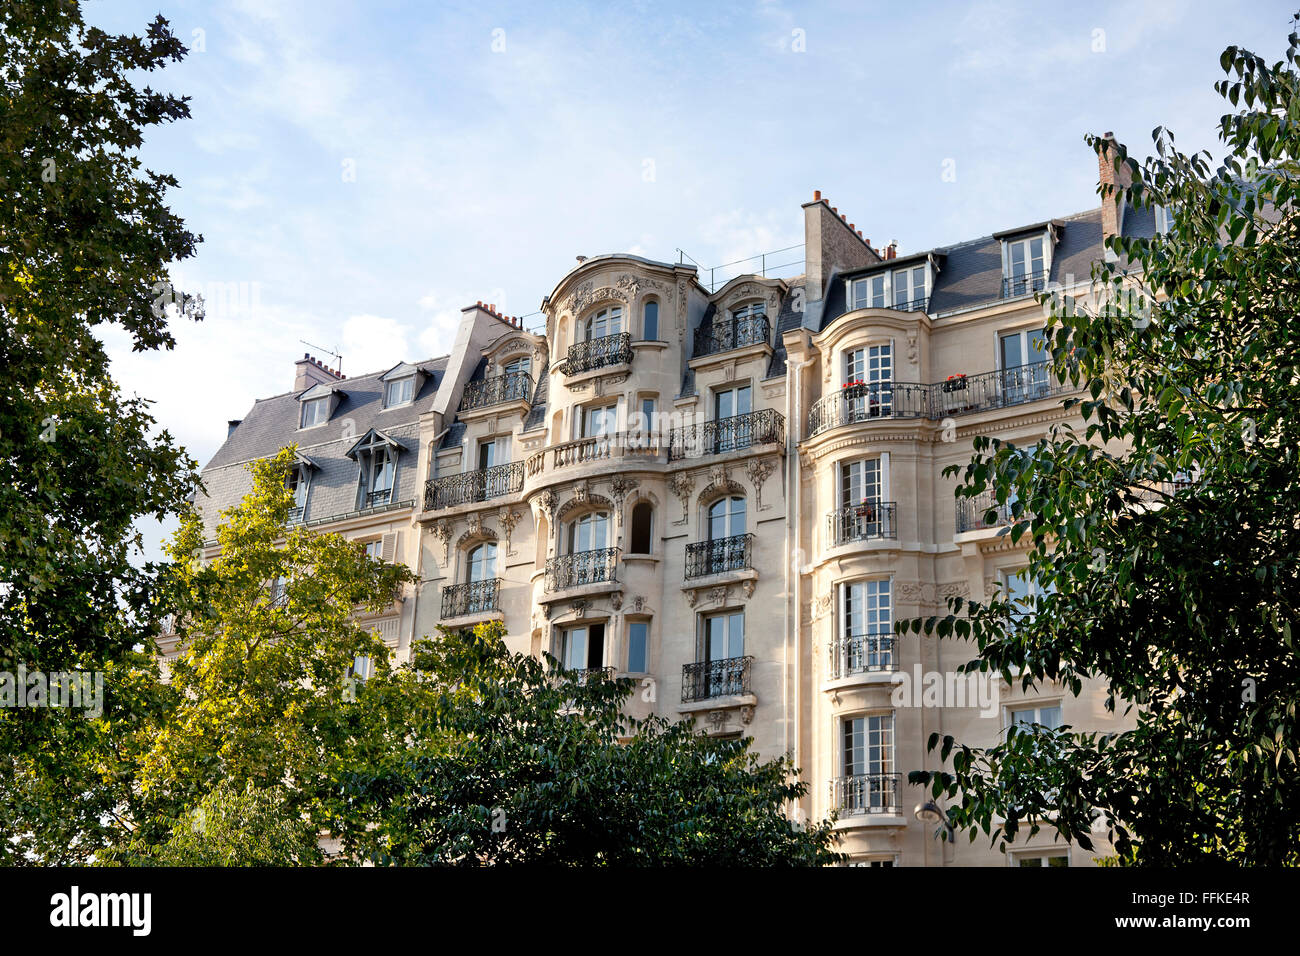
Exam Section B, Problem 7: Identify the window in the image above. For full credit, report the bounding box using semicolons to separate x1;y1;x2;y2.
503;355;531;378
1009;703;1062;731
269;575;287;607
998;328;1051;402
1002;235;1048;296
707;496;746;540
712;384;753;452
567;511;610;553
626;620;649;673
840;579;892;673
841;458;883;509
363;539;383;561
714;384;751;420
731;301;766;321
1155;204;1176;235
286;463;311;520
350;431;399;508
629;502;653;554
585;306;623;340
849;273;888;310
630;396;657;449
477;436;511;471
842;714;895;812
580;404;618;439
467;542;497;582
893;264;927;310
561;622;605;671
843;344;893;417
642;300;659;340
1015;851;1069;867
702;610;744;662
300;396;330;428
347;655;373;682
1002;567;1055;633
384;375;414;408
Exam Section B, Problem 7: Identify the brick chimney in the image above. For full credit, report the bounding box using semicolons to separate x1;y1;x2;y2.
802;189;880;303
294;352;344;392
1098;132;1133;244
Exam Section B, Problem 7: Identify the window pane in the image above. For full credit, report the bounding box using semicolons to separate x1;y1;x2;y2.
627;621;648;672
643;302;658;340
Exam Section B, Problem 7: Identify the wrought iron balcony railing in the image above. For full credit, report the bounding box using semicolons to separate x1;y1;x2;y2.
693;314;771;358
566;665;617;684
827;501;898;545
424;461;523;511
831;773;900;815
684;533;753;579
930;360;1070;417
1001;270;1049;298
667;408;785;460
365;488;393;507
441;578;501;619
681;655;753;703
806;382;930;437
955;490;1023;534
891;294;930;313
545;547;620;592
828;632;896;678
459;371;533;412
562;332;633;376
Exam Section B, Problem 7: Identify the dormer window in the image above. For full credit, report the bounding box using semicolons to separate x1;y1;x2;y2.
346;429;402;509
850;274;888;310
1155;204;1176;235
384;376;414;408
503;355;531;378
849;264;930;313
1000;231;1053;298
286;455;315;522
892;265;927;311
584;306;623;341
300;396;330;428
732;301;766;322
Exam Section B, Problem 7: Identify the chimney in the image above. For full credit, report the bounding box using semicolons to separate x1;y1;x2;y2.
294;352;343;392
802;190;880;303
227;419;241;437
1098;131;1132;244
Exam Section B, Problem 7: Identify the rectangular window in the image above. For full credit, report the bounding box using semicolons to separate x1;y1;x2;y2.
561;622;605;670
642;301;659;340
581;404;618;438
1003;235;1048;295
1002;567;1055;633
1009;704;1062;731
843;345;893;417
384;376;414;407
300;397;329;428
1015;852;1069;867
626;620;648;673
841;714;895;811
703;610;744;661
840;579;892;672
893;264;927;310
850;274;888;310
712;385;753;452
504;356;531;378
840;458;882;509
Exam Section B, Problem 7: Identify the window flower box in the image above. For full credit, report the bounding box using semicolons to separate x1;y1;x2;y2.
942;374;968;393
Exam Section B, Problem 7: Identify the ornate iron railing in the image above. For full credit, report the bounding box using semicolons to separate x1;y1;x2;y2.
693;314;771;358
668;408;785;460
807;382;930;436
459;371;533;412
365;488;393;507
1001;270;1049;298
955;491;1023;534
681;655;753;702
831;773;900;815
545;547;620;592
891;294;930;313
424;461;523;510
930;360;1068;417
563;332;633;376
827;502;898;545
828;632;896;678
441;578;500;619
684;533;753;579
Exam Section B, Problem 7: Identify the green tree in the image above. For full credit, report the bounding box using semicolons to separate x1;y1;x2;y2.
0;1;200;865
902;22;1300;865
336;622;842;866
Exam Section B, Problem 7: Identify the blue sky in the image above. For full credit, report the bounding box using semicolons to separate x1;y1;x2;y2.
86;0;1290;533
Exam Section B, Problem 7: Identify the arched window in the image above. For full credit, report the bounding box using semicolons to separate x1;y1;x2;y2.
467;542;497;582
630;502;653;554
567;511;610;553
584;306;623;340
642;299;659;340
707;496;746;540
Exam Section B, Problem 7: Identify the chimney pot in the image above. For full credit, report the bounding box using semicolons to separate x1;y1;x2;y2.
813;189;821;201
831;206;837;214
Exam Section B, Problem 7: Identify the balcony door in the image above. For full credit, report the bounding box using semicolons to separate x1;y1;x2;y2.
842;579;892;672
843;714;895;811
585;306;622;340
844;344;892;418
1004;235;1046;295
567;512;609;554
704;610;744;663
840;457;887;538
998;328;1050;403
561;623;605;671
713;384;752;451
467;542;496;583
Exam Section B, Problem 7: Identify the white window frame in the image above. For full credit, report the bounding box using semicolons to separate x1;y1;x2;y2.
1001;233;1050;291
384;375;415;408
892;264;928;309
584;305;623;340
1009;849;1070;868
848;273;888;310
1006;702;1063;732
299;396;330;429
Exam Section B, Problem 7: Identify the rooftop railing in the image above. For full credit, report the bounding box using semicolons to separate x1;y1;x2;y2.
460;371;533;412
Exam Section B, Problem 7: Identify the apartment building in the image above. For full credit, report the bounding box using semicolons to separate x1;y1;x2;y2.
179;140;1154;866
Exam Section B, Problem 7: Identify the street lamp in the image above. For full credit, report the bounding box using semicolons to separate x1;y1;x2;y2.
914;800;954;841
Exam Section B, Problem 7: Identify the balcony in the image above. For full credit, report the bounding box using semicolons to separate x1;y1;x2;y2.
562;332;633;377
1001;271;1049;298
954;491;1021;534
891;294;930;313
459;371;533;413
544;547;620;592
831;773;900;815
827;502;898;546
806;382;930;437
681;655;753;703
828;632;896;679
931;361;1069;417
364;488;393;508
552;434;613;469
441;579;500;619
668;409;785;460
684;533;753;580
424;461;524;511
693;314;771;358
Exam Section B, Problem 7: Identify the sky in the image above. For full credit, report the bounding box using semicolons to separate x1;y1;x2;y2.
83;0;1294;554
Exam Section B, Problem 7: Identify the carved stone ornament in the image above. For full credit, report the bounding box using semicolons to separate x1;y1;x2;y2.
742;579;755;599
568;280;627;317
708;585;728;606
571;599;590;619
537;488;558;517
609;474;638;511
745;457;775;511
739;705;755;725
430;520;452;565
668;471;695;525
907;329;919;366
610;593;623;611
466;511;482;539
498;507;521;556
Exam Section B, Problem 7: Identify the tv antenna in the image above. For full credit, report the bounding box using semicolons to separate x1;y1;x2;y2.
299;339;343;375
